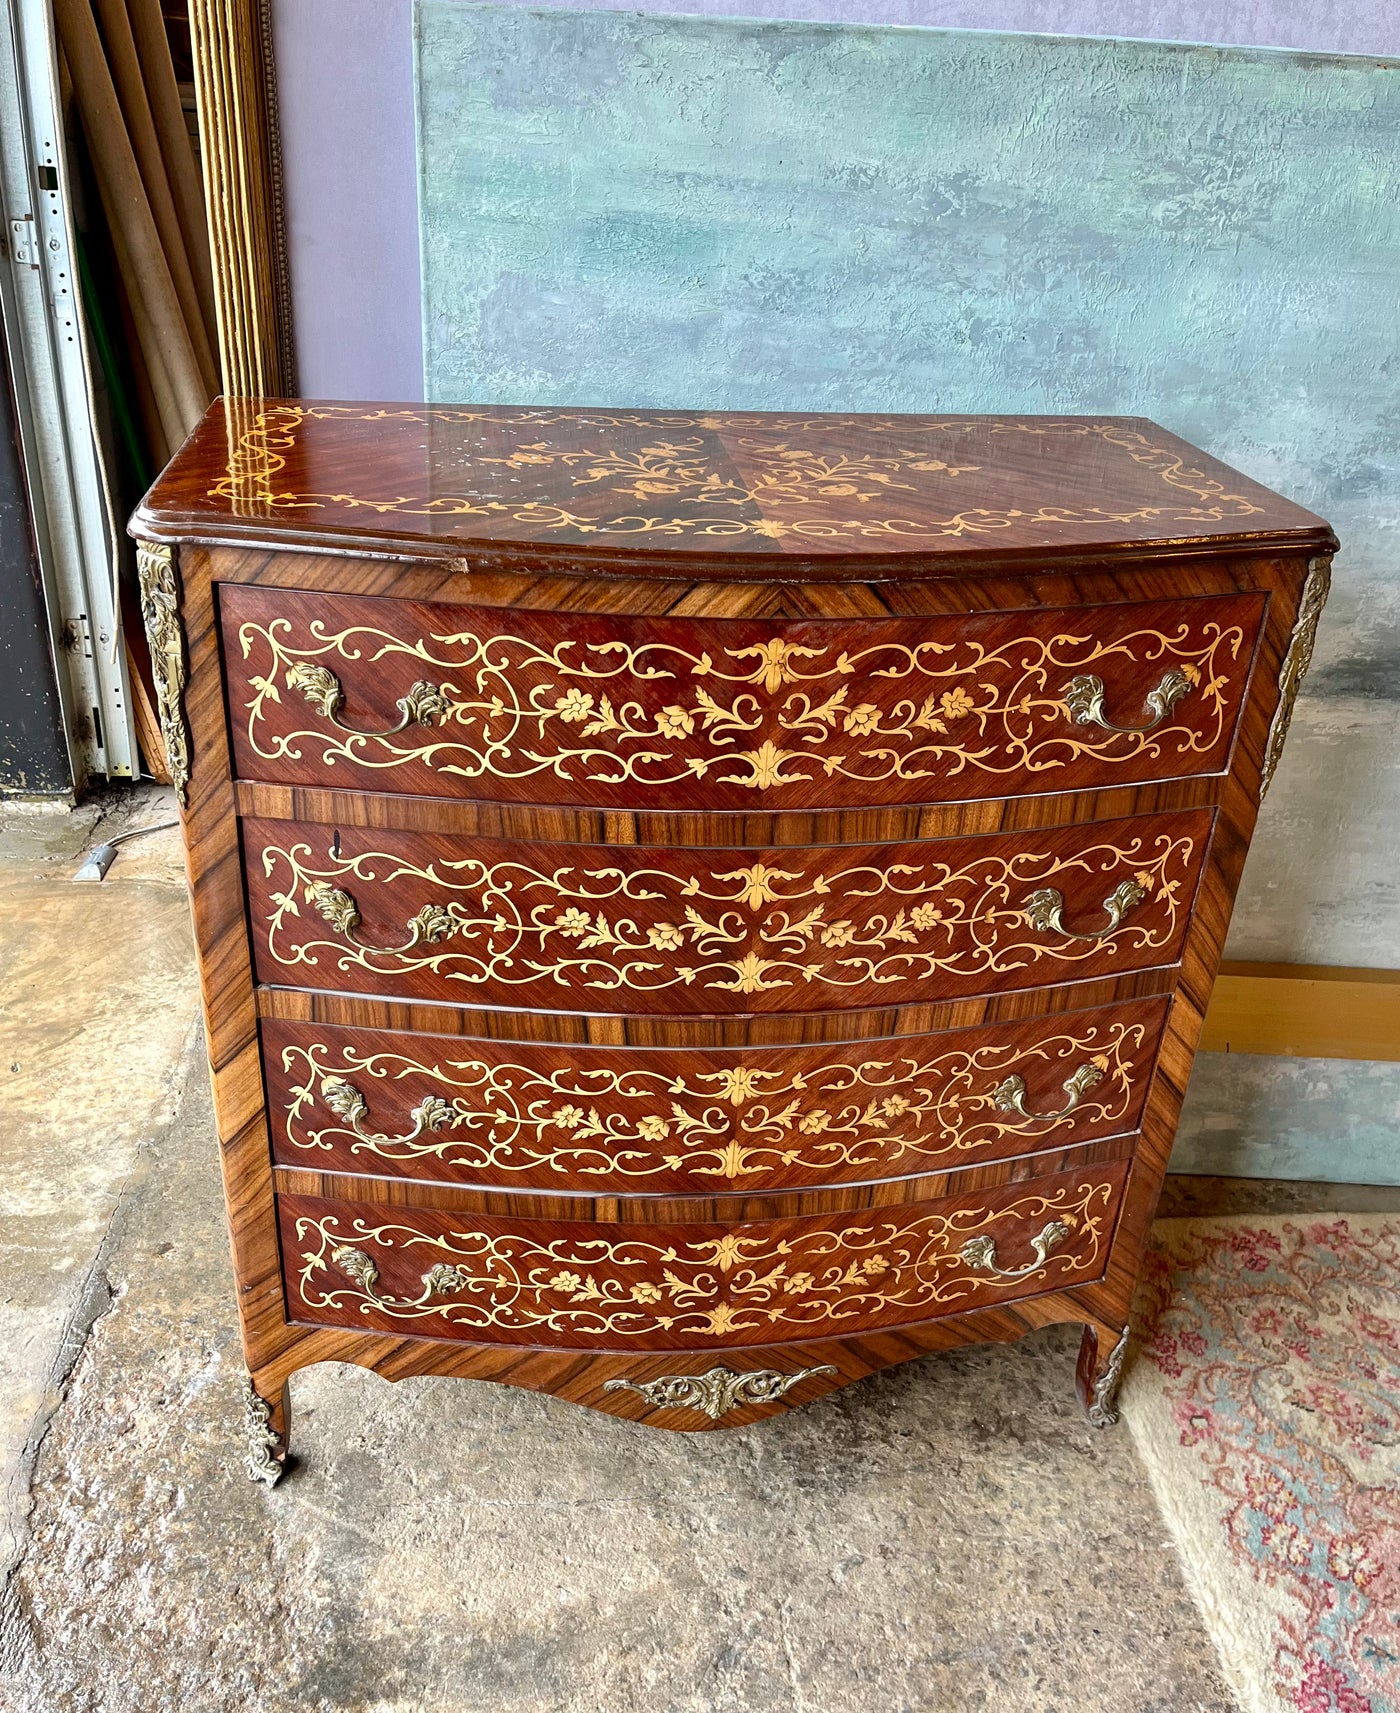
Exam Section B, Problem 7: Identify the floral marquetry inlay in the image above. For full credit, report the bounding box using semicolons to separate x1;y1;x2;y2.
133;391;1336;1444
206;404;1271;548
247;814;1208;1012
226;587;1263;807
270;1009;1158;1187
284;1170;1125;1346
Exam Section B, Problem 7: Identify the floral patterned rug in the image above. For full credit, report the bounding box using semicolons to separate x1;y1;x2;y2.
1123;1215;1400;1713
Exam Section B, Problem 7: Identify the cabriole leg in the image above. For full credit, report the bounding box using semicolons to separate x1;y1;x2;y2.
1076;1322;1130;1428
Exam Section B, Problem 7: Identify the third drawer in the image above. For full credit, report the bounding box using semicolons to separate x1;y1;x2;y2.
261;995;1169;1194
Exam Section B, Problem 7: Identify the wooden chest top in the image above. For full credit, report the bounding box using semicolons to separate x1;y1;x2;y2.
133;399;1334;574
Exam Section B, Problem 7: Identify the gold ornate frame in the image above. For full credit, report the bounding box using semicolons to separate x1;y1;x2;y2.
187;0;295;394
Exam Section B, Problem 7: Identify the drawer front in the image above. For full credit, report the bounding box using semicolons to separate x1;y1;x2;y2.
244;810;1211;1014
263;997;1167;1192
278;1160;1129;1350
223;585;1264;810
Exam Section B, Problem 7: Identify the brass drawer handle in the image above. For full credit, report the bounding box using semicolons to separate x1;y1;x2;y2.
960;1218;1071;1280
307;882;459;955
1023;877;1146;942
287;661;452;735
991;1061;1104;1121
320;1077;458;1145
1062;666;1192;734
331;1243;469;1309
603;1364;838;1420
332;1243;392;1303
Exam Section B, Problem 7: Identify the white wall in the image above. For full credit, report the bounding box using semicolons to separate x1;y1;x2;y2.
271;0;421;401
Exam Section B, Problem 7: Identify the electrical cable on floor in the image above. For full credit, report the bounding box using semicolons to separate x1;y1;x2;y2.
72;818;179;882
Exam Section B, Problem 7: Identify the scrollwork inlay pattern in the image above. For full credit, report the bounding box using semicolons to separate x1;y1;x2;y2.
290;1176;1119;1342
236;603;1249;796
256;826;1197;1002
277;1017;1148;1183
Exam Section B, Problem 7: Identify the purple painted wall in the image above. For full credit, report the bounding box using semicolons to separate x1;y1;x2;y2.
270;0;421;400
271;0;1397;400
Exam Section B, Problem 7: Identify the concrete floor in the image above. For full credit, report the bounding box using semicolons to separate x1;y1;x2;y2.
2;791;1396;1713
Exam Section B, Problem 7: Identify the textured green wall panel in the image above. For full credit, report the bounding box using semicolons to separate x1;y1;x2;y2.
1173;1053;1400;1185
415;7;1400;962
416;6;1397;553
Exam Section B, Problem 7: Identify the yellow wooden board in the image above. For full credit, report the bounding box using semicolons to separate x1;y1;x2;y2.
1202;963;1400;1062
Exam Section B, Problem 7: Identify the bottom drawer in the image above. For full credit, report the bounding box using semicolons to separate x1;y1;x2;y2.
279;1158;1129;1352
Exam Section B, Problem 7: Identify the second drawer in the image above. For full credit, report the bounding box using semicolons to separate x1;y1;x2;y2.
262;996;1168;1193
243;809;1212;1014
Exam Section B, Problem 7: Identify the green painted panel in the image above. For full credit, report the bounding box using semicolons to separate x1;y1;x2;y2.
415;7;1400;1179
1172;1053;1400;1185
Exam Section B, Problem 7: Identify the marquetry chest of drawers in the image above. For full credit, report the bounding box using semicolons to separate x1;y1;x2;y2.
132;400;1334;1483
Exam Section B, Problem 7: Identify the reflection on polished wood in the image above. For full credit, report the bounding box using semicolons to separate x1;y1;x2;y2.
133;399;1333;568
131;399;1334;1461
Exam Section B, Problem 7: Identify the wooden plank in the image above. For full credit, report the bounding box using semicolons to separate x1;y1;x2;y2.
1203;963;1400;1062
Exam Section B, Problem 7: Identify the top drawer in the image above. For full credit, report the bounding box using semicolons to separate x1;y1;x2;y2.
221;585;1265;811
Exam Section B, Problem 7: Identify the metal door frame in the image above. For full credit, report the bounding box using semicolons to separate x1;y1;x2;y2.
0;0;138;794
